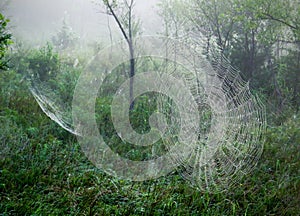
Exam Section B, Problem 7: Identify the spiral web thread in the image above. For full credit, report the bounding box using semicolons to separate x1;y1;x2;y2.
28;33;266;190
156;33;266;191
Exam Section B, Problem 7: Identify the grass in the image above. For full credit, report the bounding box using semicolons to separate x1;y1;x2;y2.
0;104;299;215
0;69;299;215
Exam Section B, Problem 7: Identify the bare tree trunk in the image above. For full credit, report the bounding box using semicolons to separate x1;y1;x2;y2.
129;43;135;110
127;0;135;111
104;0;136;110
250;29;256;78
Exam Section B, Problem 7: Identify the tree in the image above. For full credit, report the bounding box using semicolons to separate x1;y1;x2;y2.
254;0;300;42
102;0;141;110
52;17;78;52
158;0;187;38
247;0;300;110
0;13;12;70
157;0;300;113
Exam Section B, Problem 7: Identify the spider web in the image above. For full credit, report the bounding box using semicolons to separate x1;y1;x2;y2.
156;32;266;191
28;33;266;191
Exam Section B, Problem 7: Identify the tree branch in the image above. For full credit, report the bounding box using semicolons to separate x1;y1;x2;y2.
261;12;297;31
105;2;130;45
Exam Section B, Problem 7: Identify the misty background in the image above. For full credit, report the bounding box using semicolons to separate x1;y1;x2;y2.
4;0;161;45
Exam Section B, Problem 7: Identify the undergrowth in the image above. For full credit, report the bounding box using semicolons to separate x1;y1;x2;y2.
0;69;299;215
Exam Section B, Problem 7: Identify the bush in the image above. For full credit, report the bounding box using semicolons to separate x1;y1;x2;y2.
0;13;12;70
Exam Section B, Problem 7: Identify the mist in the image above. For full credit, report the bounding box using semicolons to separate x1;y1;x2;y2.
4;0;162;45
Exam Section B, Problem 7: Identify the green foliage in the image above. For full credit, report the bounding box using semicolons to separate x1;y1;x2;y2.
0;1;299;215
176;0;300;114
103;0;118;9
95;94;168;161
0;13;12;70
1;101;299;215
1;47;299;214
277;50;300;109
27;44;60;82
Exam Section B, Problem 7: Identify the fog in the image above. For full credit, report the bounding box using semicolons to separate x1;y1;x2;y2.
4;0;162;45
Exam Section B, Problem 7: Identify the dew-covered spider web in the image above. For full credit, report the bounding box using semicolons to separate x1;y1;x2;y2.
160;33;266;191
28;32;266;191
